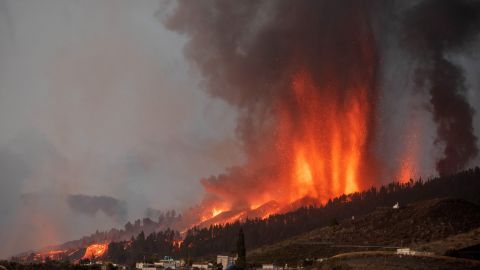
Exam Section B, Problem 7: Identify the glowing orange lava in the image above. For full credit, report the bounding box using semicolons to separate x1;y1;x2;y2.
273;70;373;204
396;115;421;183
173;239;183;249
82;243;108;260
212;208;223;217
196;66;380;226
34;250;67;262
194;13;407;225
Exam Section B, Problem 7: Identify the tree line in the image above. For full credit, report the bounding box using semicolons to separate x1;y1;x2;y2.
106;167;480;264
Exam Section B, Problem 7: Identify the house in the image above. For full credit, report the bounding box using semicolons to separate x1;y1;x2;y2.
136;256;183;270
136;262;160;270
396;248;434;256
262;264;283;270
192;263;210;270
158;256;182;268
101;263;127;270
216;255;235;270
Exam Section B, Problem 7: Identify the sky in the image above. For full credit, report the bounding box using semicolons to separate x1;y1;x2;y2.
0;0;242;257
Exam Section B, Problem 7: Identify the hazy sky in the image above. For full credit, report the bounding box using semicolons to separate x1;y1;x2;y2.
0;0;242;257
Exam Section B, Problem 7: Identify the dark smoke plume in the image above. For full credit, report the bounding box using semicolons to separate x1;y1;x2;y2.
67;194;127;222
403;0;480;175
165;0;382;206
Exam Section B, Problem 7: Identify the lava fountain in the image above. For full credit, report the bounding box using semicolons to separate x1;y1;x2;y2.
166;1;420;226
277;68;375;203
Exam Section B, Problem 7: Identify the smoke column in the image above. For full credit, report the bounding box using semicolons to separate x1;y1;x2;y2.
403;0;480;175
165;0;383;215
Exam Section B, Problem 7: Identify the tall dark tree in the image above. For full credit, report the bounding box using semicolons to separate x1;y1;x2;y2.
137;231;145;242
236;228;246;270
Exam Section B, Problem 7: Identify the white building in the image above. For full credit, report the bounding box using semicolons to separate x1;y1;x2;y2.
101;263;126;270
396;248;434;256
136;262;160;270
192;263;210;269
262;264;282;270
216;255;235;270
157;256;182;269
136;257;183;270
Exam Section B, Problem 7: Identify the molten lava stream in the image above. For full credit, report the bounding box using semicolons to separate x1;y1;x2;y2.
82;243;108;260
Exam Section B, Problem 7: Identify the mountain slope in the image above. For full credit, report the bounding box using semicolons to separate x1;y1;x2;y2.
248;198;480;264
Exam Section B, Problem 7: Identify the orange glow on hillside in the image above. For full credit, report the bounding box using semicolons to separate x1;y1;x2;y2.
82;243;108;260
212;208;223;217
173;239;183;249
34;250;67;262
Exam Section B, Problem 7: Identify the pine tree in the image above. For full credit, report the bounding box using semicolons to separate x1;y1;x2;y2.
236;227;246;270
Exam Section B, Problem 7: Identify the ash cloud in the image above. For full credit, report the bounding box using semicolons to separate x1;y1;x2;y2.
165;0;383;206
67;194;127;222
165;0;480;212
402;0;480;175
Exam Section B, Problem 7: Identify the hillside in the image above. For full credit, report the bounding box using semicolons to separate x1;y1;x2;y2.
415;226;480;259
248;198;480;265
315;251;480;270
177;168;480;259
15;168;480;265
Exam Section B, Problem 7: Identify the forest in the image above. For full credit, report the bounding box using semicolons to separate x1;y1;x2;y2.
106;167;480;265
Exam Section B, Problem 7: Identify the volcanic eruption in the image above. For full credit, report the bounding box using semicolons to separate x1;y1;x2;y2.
5;1;480;261
164;0;480;226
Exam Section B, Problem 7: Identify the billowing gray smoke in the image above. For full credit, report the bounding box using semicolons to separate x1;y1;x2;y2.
165;0;383;209
164;0;480;203
0;0;236;258
403;0;480;175
67;194;127;222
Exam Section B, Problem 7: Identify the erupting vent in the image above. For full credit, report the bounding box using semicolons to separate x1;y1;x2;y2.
281;70;372;201
171;1;384;226
165;0;480;228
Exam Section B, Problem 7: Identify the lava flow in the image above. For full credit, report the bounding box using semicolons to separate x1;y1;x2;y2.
82;243;108;260
33;250;67;262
